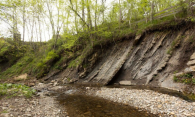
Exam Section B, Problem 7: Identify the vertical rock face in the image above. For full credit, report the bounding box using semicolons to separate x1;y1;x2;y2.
123;32;171;85
77;41;133;85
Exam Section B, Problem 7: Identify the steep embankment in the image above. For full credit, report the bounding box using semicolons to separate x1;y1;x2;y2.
45;20;195;94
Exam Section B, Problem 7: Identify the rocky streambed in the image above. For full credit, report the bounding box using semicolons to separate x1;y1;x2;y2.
0;83;195;117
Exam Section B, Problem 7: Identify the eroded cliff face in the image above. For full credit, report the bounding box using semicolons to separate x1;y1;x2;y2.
47;21;195;92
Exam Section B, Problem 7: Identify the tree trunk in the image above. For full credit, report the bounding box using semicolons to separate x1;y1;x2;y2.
186;0;192;16
75;0;78;33
87;0;92;29
22;4;26;44
86;0;93;46
119;0;122;29
102;0;105;23
95;0;97;30
82;0;85;22
38;16;42;44
46;2;55;39
150;0;154;22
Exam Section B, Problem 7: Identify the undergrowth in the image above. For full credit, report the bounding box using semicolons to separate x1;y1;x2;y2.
173;73;195;85
0;83;36;98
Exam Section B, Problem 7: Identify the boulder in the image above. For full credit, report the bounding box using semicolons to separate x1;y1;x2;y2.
133;34;142;45
14;73;28;81
190;53;195;60
187;60;195;66
190;66;195;71
119;81;132;86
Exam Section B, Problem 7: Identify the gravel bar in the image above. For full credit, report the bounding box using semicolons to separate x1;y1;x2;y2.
88;87;195;117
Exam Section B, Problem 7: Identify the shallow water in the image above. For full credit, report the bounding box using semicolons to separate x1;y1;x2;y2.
57;93;157;117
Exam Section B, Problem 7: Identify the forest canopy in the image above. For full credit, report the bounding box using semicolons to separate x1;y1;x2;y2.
0;0;188;43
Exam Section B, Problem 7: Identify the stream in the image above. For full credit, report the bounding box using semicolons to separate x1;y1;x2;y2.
54;88;156;117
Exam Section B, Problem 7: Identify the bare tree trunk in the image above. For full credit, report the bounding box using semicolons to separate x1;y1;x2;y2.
35;21;39;42
69;0;89;29
75;0;79;33
38;16;42;44
128;4;132;29
87;0;92;29
82;0;85;22
86;0;93;46
102;0;105;23
119;0;122;29
22;4;26;44
150;0;154;22
186;0;192;16
95;0;97;30
30;13;35;50
46;1;55;38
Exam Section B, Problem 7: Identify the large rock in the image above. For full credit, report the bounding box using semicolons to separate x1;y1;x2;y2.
187;60;195;66
14;73;28;81
133;34;142;45
190;53;195;60
190;66;195;71
119;81;132;85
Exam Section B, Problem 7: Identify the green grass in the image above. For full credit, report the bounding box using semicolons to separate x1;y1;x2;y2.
0;110;8;114
0;83;36;98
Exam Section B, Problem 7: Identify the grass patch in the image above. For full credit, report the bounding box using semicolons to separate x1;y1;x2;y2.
1;110;8;113
0;83;36;98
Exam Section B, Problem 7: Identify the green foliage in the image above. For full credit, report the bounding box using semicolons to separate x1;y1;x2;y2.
173;76;178;82
192;78;195;84
173;73;195;85
1;110;8;113
68;57;81;68
0;83;36;98
184;93;195;100
173;70;178;74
